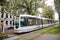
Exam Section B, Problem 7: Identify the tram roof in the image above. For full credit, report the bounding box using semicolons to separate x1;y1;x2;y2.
19;14;52;20
20;14;36;18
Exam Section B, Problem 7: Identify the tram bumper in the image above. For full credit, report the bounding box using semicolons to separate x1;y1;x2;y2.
14;29;23;33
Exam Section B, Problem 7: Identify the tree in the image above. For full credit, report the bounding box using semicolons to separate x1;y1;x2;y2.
5;0;21;14
0;0;7;12
0;0;8;33
0;0;6;5
42;6;54;19
54;0;60;23
12;0;45;15
1;0;45;16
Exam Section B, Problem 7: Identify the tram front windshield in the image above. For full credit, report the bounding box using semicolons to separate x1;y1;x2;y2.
14;17;28;28
14;18;19;28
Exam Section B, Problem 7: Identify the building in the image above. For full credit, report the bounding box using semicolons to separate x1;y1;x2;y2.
0;9;14;29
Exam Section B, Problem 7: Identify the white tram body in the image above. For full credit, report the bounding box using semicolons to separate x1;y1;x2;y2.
14;14;56;33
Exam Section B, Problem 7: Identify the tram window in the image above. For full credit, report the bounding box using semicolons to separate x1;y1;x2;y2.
32;19;38;25
28;18;40;25
45;20;48;24
37;19;41;25
52;20;55;23
20;17;41;27
28;18;35;25
43;20;48;24
28;19;33;26
20;17;35;26
20;17;29;27
48;20;51;23
14;18;19;27
20;17;24;27
48;20;50;24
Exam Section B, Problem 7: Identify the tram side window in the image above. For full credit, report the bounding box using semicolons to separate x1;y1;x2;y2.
45;20;48;24
28;19;33;26
43;20;48;24
20;17;29;27
52;20;55;23
28;18;41;25
48;20;51;23
37;19;41;25
20;17;41;27
48;20;50;24
33;19;38;25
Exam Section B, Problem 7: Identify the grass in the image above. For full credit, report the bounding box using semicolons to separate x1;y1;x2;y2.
34;24;60;35
16;37;29;40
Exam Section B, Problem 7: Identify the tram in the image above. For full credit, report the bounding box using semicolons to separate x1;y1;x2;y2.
14;14;56;33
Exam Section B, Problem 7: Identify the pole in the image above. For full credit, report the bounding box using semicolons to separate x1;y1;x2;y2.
3;20;5;33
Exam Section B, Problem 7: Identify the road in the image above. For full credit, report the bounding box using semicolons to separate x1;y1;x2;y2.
3;29;60;40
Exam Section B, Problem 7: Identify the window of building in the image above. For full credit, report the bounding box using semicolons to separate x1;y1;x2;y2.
1;13;4;18
10;21;12;25
10;15;12;18
6;21;8;25
1;21;3;22
6;14;8;18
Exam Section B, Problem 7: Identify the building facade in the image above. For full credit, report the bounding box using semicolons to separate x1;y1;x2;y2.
0;10;14;29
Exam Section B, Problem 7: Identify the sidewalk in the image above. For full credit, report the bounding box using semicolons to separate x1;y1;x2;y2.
0;28;2;32
4;32;60;40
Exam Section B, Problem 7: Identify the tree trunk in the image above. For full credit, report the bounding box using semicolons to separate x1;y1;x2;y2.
57;11;60;24
59;13;60;24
